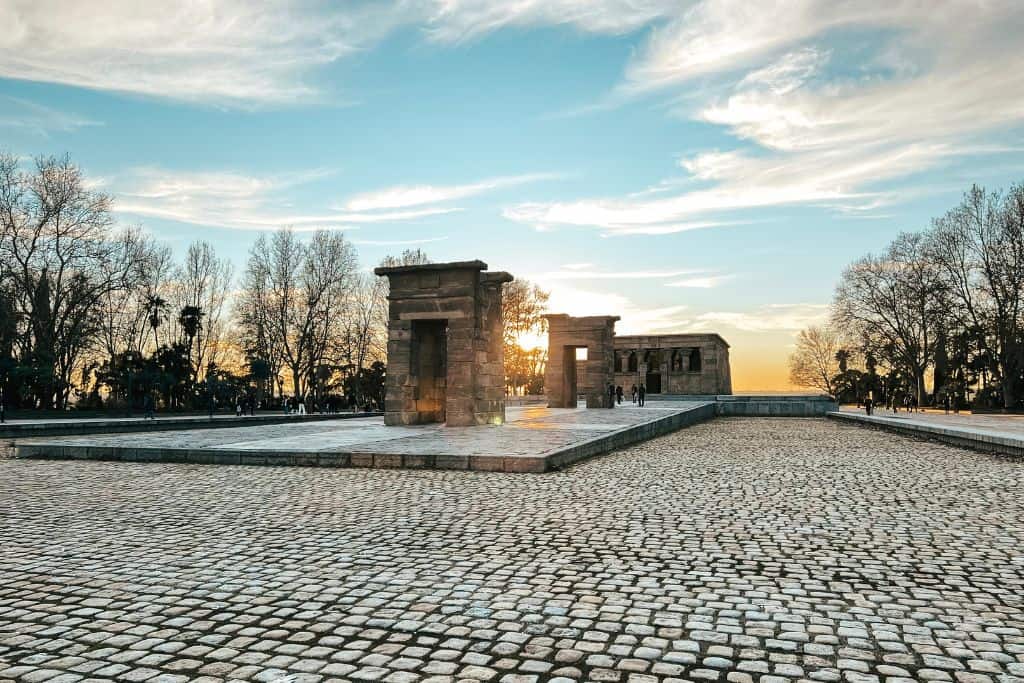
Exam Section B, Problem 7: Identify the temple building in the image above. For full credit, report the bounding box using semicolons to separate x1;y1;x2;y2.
612;334;732;395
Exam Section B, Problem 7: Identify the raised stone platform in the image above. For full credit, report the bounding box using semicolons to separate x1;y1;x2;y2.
828;408;1024;458
14;401;716;473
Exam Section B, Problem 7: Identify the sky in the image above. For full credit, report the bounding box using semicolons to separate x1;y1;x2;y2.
2;0;1024;391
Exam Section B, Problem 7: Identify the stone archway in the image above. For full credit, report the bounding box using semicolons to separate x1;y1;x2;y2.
544;315;619;408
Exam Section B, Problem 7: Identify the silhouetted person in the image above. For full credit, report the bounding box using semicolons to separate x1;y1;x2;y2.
608;383;616;408
615;385;623;405
638;383;646;407
631;384;637;403
864;395;873;415
143;393;155;420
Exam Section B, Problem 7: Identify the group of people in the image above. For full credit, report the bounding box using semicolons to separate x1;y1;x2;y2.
862;392;934;416
608;383;647;407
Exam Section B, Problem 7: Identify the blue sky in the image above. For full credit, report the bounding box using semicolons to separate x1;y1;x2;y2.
2;1;1023;389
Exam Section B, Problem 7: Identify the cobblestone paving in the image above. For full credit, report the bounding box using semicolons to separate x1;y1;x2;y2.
2;418;1024;683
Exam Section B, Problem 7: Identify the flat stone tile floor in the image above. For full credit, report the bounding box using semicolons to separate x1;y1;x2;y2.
13;402;708;468
2;418;1024;682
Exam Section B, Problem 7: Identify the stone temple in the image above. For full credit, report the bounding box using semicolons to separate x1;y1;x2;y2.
613;333;732;395
374;260;512;427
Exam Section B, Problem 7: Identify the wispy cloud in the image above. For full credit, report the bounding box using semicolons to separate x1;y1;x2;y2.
351;236;449;246
544;283;691;335
0;96;100;135
693;303;829;332
505;1;1024;235
0;1;675;106
0;1;404;106
534;268;702;281
422;0;676;43
666;274;733;288
113;167;457;232
344;173;560;211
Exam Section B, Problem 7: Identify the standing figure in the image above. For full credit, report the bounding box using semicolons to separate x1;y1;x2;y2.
638;383;646;407
615;385;623;405
631;385;638;403
608;383;616;408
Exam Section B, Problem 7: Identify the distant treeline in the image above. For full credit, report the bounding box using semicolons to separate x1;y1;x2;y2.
790;180;1024;410
0;153;549;413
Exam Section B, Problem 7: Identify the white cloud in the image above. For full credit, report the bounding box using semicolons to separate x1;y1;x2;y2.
344;173;559;211
503;2;1024;234
621;1;927;94
738;47;827;96
694;303;829;332
0;0;675;106
351;236;449;246
0;96;100;135
422;0;676;43
535;268;702;281
113;167;457;231
665;275;732;288
544;283;691;335
0;0;404;105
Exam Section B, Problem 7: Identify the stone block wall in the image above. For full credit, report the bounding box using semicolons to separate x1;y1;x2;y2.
545;315;619;408
614;333;732;395
374;261;513;427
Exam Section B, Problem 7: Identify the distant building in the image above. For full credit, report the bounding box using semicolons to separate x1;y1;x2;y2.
613;334;732;395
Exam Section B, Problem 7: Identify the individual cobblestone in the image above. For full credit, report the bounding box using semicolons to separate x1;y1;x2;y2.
1;418;1023;682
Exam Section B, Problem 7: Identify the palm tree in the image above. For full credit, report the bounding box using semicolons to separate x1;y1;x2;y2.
178;305;204;385
145;295;168;349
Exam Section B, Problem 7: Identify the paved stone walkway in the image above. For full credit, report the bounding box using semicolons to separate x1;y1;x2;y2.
832;408;1024;458
838;406;1024;439
2;418;1023;682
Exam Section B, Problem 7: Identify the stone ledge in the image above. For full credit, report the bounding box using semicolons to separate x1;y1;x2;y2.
0;412;382;439
827;411;1024;458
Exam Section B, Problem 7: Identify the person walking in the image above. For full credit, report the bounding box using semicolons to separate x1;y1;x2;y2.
864;395;873;416
297;395;307;415
631;384;638;404
615;385;623;405
608;383;616;408
143;393;156;420
638;383;646;407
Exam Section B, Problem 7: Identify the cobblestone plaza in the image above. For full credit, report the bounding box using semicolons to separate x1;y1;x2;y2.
2;418;1023;683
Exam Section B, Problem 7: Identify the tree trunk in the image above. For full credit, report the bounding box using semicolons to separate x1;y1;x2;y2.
1002;375;1017;411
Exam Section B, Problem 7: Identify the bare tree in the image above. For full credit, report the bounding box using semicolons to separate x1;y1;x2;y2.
0;153;141;408
833;232;947;405
927;184;1024;409
241;228;357;400
788;325;840;395
502;278;550;394
169;241;234;380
